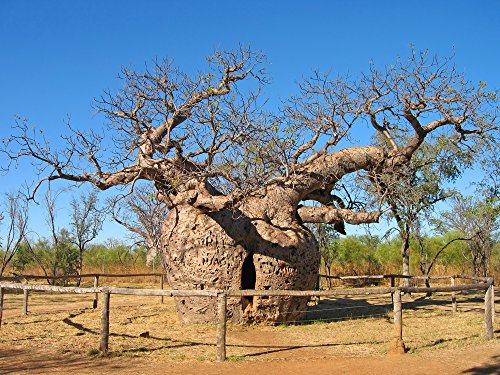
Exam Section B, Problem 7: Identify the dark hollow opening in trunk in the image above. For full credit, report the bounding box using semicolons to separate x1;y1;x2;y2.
241;253;256;308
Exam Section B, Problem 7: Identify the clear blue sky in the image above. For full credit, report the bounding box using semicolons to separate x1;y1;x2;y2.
1;0;499;242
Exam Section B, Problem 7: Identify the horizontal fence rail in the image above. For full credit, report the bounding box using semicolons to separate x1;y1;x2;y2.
0;282;216;297
319;273;490;282
228;283;492;297
0;273;164;281
0;272;168;308
0;275;495;361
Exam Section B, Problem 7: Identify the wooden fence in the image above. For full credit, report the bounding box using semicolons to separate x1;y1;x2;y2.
0;275;495;362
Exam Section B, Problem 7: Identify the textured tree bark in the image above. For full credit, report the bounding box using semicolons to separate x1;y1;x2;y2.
161;203;320;324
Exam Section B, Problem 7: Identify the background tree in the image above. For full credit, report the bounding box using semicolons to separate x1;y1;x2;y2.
366;88;485;282
2;48;498;323
110;183;168;266
10;240;34;273
36;188;79;284
413;221;473;293
85;239;139;273
437;194;499;276
376;146;457;287
0;192;29;276
308;222;339;288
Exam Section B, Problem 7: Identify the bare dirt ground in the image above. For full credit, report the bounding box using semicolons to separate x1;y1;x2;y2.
1;344;499;375
0;281;498;374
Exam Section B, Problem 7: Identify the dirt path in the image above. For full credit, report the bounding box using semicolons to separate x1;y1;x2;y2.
1;343;499;375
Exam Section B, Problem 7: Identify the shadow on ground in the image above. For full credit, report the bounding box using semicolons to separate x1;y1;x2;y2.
0;347;122;375
462;355;500;374
304;292;487;322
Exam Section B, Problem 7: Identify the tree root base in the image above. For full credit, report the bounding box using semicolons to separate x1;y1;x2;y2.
387;338;406;354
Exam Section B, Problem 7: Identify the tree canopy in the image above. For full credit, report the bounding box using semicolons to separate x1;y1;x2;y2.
2;47;498;230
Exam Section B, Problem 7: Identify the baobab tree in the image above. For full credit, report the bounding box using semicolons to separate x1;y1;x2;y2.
1;47;497;323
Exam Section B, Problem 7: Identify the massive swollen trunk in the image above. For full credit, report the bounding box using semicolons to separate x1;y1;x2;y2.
160;204;320;324
158;146;388;323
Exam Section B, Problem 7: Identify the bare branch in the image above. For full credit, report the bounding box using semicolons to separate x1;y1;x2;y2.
297;206;381;225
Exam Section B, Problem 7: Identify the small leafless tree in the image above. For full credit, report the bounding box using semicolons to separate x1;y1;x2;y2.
0;193;29;276
111;183;168;266
378;157;453;286
38;188;79;284
44;188;61;247
69;190;104;279
413;219;474;295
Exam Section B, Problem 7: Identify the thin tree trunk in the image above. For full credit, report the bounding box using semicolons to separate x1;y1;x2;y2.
424;274;431;297
77;248;84;287
0;264;6;278
481;256;488;278
23;237;51;285
401;231;411;291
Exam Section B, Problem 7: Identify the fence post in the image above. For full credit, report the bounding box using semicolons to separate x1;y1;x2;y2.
315;274;321;304
484;284;493;340
152;258;156;283
160;274;164;304
389;288;405;353
216;291;227;362
489;278;495;325
99;289;111;353
0;287;4;328
22;284;29;316
390;276;395;304
451;276;457;313
93;276;99;309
